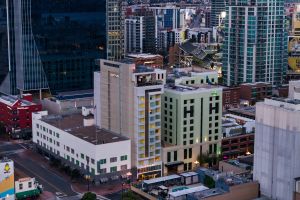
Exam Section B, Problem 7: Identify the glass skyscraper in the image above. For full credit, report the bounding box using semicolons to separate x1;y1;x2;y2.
107;0;125;61
222;0;287;86
210;0;226;28
1;0;106;95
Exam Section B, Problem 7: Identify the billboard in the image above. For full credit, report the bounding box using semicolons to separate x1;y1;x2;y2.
288;36;300;72
0;160;14;200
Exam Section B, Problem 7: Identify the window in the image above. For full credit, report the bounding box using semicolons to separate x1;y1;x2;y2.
110;166;117;172
184;100;187;104
183;134;187;139
190;119;194;124
188;162;192;170
190;126;194;131
120;155;127;161
183;120;187;125
56;133;60;138
190;99;194;103
167;152;171;162
80;153;84;159
214;136;218;140
184;149;187;159
99;168;107;174
99;159;106;164
183;141;187;145
110;157;117;163
174;151;177;161
19;183;23;190
28;182;32;188
190;140;193;144
121;165;127;170
189;148;192;158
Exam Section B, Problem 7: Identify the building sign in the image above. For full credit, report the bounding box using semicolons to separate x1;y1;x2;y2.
288;36;300;72
0;160;14;200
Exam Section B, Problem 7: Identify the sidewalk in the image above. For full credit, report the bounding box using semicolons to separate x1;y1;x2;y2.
72;181;131;196
22;149;132;196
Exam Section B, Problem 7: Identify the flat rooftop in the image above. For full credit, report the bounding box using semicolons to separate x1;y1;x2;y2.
127;53;162;59
271;97;300;105
0;95;36;107
41;114;128;145
188;188;225;199
227;107;256;119
165;83;222;93
55;89;93;100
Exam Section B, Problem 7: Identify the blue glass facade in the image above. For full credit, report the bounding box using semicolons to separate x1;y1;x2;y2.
222;0;287;86
2;0;106;94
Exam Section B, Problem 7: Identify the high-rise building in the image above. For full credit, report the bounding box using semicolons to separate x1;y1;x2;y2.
125;16;144;54
94;59;166;179
161;83;223;175
254;81;300;200
222;0;287;86
126;7;157;54
210;0;226;28
1;0;106;95
106;0;125;61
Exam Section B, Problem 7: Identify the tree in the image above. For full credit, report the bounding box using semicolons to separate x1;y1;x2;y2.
81;192;96;200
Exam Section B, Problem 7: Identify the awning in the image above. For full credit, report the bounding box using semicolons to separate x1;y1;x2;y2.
165;161;184;167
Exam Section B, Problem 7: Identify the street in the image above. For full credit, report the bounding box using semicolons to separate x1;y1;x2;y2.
0;141;77;197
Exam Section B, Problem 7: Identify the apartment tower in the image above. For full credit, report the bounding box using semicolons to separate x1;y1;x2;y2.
95;59;166;179
222;0;287;86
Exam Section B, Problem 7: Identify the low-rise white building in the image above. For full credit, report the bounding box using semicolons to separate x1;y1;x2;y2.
32;111;131;183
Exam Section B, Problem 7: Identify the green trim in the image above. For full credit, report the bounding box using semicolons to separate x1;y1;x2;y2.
16;189;41;199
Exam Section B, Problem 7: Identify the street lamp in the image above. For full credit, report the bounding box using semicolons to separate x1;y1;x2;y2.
194;160;200;170
85;174;91;191
126;171;132;185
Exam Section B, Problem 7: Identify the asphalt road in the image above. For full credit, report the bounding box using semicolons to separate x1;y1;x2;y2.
0;141;77;197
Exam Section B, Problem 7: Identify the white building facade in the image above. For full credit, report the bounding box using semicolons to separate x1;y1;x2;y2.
254;97;300;200
32;111;131;182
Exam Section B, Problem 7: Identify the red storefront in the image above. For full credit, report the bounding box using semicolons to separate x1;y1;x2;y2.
0;94;42;138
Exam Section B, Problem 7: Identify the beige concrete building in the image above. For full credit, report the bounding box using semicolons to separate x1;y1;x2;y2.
94;59;166;179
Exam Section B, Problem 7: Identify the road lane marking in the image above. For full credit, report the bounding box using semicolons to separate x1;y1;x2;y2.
13;158;66;195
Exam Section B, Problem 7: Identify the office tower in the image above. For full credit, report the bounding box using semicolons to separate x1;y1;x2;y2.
150;5;181;30
222;0;287;86
126;8;157;54
158;30;175;53
210;0;226;28
95;59;166;179
125;16;144;54
161;82;222;174
1;0;106;95
106;0;125;61
254;81;300;200
0;2;8;85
